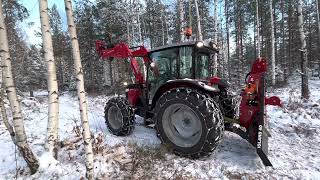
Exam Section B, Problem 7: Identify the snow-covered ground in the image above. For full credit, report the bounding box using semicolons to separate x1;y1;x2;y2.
0;76;320;179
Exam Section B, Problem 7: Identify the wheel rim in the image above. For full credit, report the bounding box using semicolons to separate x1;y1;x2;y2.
162;103;202;148
108;106;123;130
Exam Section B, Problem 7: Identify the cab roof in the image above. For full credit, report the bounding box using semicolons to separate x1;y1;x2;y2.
150;41;219;53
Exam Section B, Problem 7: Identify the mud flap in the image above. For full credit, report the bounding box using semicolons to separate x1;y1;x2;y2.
256;75;273;166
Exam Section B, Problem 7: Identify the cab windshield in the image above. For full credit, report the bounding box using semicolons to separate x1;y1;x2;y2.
148;45;212;98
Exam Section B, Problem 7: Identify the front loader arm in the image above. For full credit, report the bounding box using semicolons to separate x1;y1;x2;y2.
95;40;151;84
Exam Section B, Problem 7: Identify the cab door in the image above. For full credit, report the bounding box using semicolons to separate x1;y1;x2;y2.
148;48;179;100
179;46;194;78
195;53;210;80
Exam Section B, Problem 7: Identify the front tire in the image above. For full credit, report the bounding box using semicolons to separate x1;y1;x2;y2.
104;96;134;136
154;88;224;158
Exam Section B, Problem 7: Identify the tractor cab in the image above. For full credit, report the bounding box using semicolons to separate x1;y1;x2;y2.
148;41;219;101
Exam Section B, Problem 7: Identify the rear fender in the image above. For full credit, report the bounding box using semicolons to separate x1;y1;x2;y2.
151;79;220;109
209;76;230;88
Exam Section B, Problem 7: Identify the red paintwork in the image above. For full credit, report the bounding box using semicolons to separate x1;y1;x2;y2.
96;40;152;107
265;96;282;107
95;40;151;84
96;41;281;128
127;89;141;106
239;57;282;128
208;76;221;86
251;57;268;74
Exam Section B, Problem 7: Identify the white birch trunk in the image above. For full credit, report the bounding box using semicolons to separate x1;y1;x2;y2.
39;0;60;158
213;0;218;76
0;0;39;173
281;0;287;82
161;13;165;46
137;11;147;79
297;0;309;99
113;61;119;82
137;11;142;44
103;61;111;86
0;67;15;143
178;0;185;42
194;0;203;41
316;0;320;77
225;0;231;81
131;17;135;46
126;19;130;44
255;0;261;58
64;0;94;179
270;0;276;85
166;21;170;43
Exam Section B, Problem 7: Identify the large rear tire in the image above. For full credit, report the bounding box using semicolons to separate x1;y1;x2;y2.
154;88;224;158
104;96;134;136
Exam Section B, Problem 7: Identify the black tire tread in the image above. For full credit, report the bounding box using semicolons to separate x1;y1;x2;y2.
104;96;135;136
154;88;224;159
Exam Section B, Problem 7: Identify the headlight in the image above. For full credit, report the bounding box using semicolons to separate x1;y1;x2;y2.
196;41;204;48
150;62;156;68
123;82;128;86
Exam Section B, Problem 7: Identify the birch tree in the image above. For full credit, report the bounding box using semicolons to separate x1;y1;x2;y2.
178;0;185;42
161;9;165;45
194;0;203;41
213;0;218;76
65;0;94;178
280;0;287;82
255;0;261;58
103;61;111;87
137;5;147;78
297;0;309;99
0;0;39;173
225;0;231;81
288;1;293;74
316;0;320;77
39;0;60;158
0;86;15;142
269;0;276;85
0;56;15;144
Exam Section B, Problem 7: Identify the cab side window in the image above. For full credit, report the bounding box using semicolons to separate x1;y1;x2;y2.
179;46;193;78
195;54;209;79
150;48;178;81
148;48;178;98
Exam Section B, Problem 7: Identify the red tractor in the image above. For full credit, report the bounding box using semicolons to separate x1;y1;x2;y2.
95;40;281;166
